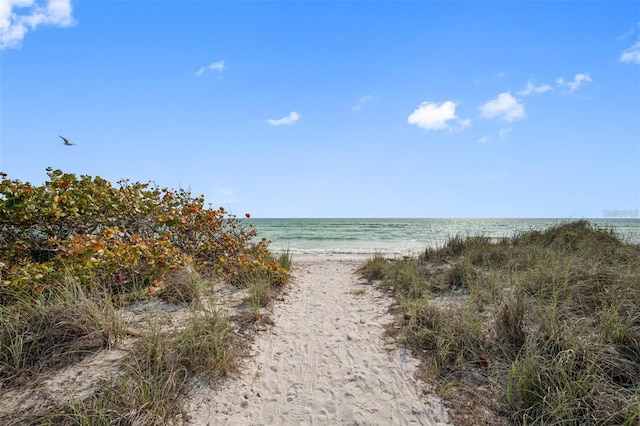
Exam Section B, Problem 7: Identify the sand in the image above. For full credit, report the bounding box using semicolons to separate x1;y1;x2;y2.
186;254;450;425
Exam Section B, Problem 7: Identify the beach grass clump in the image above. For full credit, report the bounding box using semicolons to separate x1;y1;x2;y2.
277;247;293;272
31;298;239;425
159;266;206;308
0;277;123;387
360;252;388;282
362;220;640;425
175;306;236;378
248;276;273;312
403;300;487;374
45;322;190;425
112;323;189;424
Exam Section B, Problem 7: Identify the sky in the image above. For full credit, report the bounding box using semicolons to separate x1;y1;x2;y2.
1;0;639;218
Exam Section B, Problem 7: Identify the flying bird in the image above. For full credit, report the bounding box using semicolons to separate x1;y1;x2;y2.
59;135;75;146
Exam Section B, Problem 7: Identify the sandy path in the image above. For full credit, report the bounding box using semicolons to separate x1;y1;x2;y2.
187;254;449;425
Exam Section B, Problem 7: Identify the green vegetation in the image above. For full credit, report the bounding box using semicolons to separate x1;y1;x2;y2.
361;220;640;425
0;168;289;424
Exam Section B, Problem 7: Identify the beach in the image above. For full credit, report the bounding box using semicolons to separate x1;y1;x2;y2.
186;254;450;425
2;219;638;424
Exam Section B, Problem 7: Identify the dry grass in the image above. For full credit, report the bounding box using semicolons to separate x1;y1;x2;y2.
0;277;123;388
159;266;207;308
361;220;640;425
0;262;289;425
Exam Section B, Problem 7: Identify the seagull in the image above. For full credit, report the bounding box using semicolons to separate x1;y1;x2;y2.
59;135;75;146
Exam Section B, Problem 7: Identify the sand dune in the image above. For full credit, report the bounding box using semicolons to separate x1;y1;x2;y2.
187;254;450;425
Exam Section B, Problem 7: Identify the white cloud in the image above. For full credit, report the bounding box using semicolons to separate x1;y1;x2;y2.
517;80;553;96
1;0;74;50
478;136;489;144
352;94;376;111
557;73;592;92
619;22;640;40
567;73;592;92
620;22;640;64
621;41;640;64
407;101;470;132
266;111;301;126
458;118;471;129
478;92;525;122
499;127;512;141
196;60;225;76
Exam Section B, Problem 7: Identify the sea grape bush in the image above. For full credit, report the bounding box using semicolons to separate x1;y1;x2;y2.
0;168;287;303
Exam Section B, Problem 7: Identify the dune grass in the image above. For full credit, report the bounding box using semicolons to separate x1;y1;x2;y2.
0;263;288;425
46;303;236;425
360;220;640;425
0;275;124;388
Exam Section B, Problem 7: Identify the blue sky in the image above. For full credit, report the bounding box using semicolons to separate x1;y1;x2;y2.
1;0;639;218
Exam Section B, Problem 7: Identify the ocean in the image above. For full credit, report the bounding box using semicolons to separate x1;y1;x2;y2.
248;218;640;256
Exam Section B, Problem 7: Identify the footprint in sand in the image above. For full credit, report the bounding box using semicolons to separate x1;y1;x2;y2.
185;255;450;425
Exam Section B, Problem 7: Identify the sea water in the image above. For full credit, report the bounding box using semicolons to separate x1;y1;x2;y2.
248;218;640;255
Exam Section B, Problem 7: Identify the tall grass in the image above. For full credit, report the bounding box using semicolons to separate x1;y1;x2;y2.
1;267;245;425
176;306;237;379
361;220;640;425
0;276;123;387
277;247;293;272
33;310;236;425
44;320;191;425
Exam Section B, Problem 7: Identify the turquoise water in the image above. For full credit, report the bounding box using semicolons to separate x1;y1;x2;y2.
248;218;640;255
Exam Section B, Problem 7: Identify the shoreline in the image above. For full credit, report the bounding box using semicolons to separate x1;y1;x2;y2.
256;218;640;256
289;252;377;262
